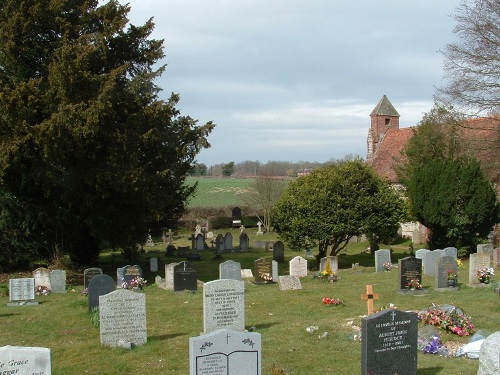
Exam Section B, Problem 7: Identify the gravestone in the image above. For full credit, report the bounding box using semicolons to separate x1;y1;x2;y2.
254;258;273;283
32;267;51;290
224;232;233;252
122;265;143;286
150;257;158;272
8;278;36;305
116;265;130;287
239;232;250;251
215;234;225;253
240;269;253;278
469;253;491;285
361;309;418;375
477;330;500;375
272;241;285;262
493;248;500;268
50;269;66;293
166;244;176;256
423;250;441;276
398;257;422;290
272;260;278;282
203;279;245;333
219;260;242;281
435;255;459;290
477;243;494;259
278;276;302;291
189;328;261;375
99;289;147;348
84;268;103;289
173;261;198;292
253;240;265;249
374;249;391;273
165;262;180;290
289;256;308;278
87;274;116;312
256;221;263;235
443;247;458;259
0;346;51;375
320;256;338;273
415;248;429;262
196;233;205;251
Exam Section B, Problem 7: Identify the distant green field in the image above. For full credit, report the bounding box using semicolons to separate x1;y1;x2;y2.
186;177;255;207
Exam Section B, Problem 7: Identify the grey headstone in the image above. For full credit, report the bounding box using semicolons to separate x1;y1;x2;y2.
189;328;261;375
477;331;500;375
493;248;500;268
414;249;430;261
203;279;245;333
435;255;458;289
239;232;250;251
32;267;51;290
150;257;158;272
254;258;273;283
361;309;418;375
272;241;285;262
398;257;422;290
87;274;116;312
9;278;36;302
173;261;197;292
289;256;308;278
224;232;233;251
116;265;130;287
99;289;147;348
165;262;180;290
320;256;339;273
423;250;441;276
84;268;103;289
49;269;66;293
0;346;51;375
443;247;458;259
278;276;302;290
469;253;491;285
219;260;242;281
196;233;205;251
374;249;391;272
272;260;278;282
215;234;225;253
477;243;494;258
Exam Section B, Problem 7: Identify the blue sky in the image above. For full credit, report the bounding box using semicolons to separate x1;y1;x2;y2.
119;0;460;166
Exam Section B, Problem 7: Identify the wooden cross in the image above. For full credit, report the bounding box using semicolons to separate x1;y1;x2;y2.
360;285;379;315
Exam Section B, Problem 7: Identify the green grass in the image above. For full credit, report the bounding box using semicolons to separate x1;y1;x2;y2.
186;177;255;208
1;232;497;374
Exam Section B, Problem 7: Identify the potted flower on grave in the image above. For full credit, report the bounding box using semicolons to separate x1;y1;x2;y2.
383;262;392;272
447;270;458;287
406;279;422;290
477;268;494;284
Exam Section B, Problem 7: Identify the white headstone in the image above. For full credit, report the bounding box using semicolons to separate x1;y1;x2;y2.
165;262;180;290
469;253;492;285
289;256;308;278
443;247;458;259
32;267;51;290
8;278;36;303
203;279;245;333
320;256;339;273
0;346;51;375
415;249;430;261
240;269;253;278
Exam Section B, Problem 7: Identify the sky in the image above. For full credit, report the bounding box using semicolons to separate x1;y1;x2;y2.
119;0;461;166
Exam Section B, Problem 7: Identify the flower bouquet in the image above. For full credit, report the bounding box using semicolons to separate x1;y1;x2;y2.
418;304;475;337
407;279;422;290
383;262;392;271
477;268;494;284
122;276;147;290
322;296;344;306
447;270;458;281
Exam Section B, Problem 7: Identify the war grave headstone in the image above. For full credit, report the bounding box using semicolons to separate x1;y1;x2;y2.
50;269;66;293
272;241;285;262
0;345;51;375
435;255;459;291
289;256;308;278
8;278;37;306
320;256;338;273
173;261;198;292
87;273;116;312
203;279;245;333
189;328;261;375
99;289;147;348
477;243;494;259
33;267;51;290
150;257;158;272
164;262;180;290
361;309;418;375
443;247;458;259
84;268;103;289
374;249;391;272
272;260;278;282
196;233;205;251
254;258;273;283
469;253;491;286
493;248;500;268
241;269;253;279
278;276;302;291
219;260;241;281
116;265;130;287
239;232;250;251
397;257;427;295
423;250;442;276
224;232;233;252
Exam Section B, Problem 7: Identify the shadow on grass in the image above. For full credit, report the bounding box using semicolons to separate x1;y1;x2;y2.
0;313;20;317
247;322;279;331
418;366;444;374
149;333;186;341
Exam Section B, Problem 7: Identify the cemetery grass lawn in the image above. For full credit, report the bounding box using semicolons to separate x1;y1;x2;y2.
0;235;498;374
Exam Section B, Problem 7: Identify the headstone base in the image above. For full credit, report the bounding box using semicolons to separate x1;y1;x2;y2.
7;301;39;307
435;286;460;292
397;289;429;296
252;281;276;285
468;283;491;288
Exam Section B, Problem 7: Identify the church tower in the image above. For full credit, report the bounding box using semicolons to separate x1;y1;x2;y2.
367;95;400;160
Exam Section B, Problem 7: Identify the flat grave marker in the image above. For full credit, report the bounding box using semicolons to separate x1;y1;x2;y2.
278;276;302;291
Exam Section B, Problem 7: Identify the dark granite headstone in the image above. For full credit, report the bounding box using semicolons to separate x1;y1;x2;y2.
88;274;116;312
178;246;190;257
254;258;273;283
215;234;225;253
173;261;197;292
84;268;103;289
398;257;422;290
361;309;418;375
166;244;176;256
122;265;143;286
273;241;285;262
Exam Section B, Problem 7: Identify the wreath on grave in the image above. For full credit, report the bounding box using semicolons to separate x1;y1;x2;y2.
418;304;475;337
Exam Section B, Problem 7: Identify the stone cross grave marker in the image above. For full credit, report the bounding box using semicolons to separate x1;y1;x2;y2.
173;261;198;292
289;256;308;278
435;255;459;290
189;328;261;375
8;278;36;305
398;257;422;291
360;285;379;315
87;274;116;312
32;267;51;290
361;309;418;375
278;276;302;291
256;221;263;235
0;346;51;375
469;253;491;285
374;249;391;272
84;268;103;289
50;269;66;293
203;279;245;333
99;289;147;348
219;260;241;281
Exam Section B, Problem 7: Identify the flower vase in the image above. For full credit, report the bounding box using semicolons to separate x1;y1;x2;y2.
447;279;457;287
